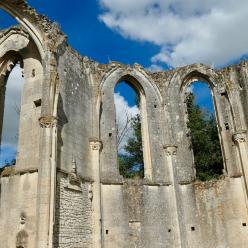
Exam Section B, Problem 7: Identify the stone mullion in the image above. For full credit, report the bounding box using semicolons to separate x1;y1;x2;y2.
239;63;248;127
35;45;58;248
90;138;103;248
164;145;183;248
233;130;248;197
214;91;239;177
36;116;57;248
229;86;247;133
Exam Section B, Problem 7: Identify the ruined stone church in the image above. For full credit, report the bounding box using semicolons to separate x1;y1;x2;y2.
1;1;248;247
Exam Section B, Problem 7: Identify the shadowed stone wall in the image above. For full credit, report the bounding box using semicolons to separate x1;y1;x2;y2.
53;171;92;248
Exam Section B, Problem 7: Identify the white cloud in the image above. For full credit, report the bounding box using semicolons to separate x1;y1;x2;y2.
147;64;163;72
99;0;248;67
114;92;139;154
186;85;194;93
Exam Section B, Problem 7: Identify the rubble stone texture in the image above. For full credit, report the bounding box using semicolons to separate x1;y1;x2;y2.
0;1;248;247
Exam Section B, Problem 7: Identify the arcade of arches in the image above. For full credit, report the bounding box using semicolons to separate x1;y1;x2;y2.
0;1;248;248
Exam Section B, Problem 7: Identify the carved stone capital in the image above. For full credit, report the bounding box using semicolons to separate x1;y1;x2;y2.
163;145;178;156
39;115;57;128
233;130;247;144
89;138;102;151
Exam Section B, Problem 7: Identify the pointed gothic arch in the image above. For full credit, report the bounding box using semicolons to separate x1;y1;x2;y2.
99;65;167;181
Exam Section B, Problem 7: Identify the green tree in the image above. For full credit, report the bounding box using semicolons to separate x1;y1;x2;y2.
118;114;144;178
118;92;223;181
186;93;223;181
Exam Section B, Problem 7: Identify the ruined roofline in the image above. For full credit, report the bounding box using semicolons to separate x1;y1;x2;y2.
0;0;67;51
1;2;248;77
0;0;65;38
64;40;248;78
2;24;247;91
0;24;20;34
0;24;28;37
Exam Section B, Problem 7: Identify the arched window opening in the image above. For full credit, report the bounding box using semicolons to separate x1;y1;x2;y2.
186;81;224;181
0;63;24;168
114;81;144;178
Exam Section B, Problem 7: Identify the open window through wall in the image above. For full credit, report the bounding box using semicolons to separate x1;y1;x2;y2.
0;10;25;171
0;61;24;168
101;71;160;181
114;81;145;178
185;81;224;181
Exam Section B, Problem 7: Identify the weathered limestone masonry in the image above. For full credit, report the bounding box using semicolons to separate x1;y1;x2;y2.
0;1;248;248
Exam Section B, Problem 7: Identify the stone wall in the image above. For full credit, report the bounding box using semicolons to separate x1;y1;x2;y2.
194;177;248;248
56;46;93;178
0;2;248;247
53;171;93;248
100;178;248;248
0;171;38;248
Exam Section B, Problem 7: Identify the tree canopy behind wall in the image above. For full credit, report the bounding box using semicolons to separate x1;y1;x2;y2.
186;92;223;181
118;91;223;180
118;114;144;178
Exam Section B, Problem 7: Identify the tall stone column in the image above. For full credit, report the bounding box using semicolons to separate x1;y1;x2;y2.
90;138;103;248
233;130;248;195
36;116;57;248
164;145;182;248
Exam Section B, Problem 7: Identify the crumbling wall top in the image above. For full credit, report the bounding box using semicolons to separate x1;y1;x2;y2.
0;0;67;53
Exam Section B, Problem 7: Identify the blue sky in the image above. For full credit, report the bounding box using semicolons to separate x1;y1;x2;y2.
2;1;248;68
0;1;160;68
0;1;161;165
0;0;247;165
115;82;137;107
0;65;23;167
189;82;214;113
